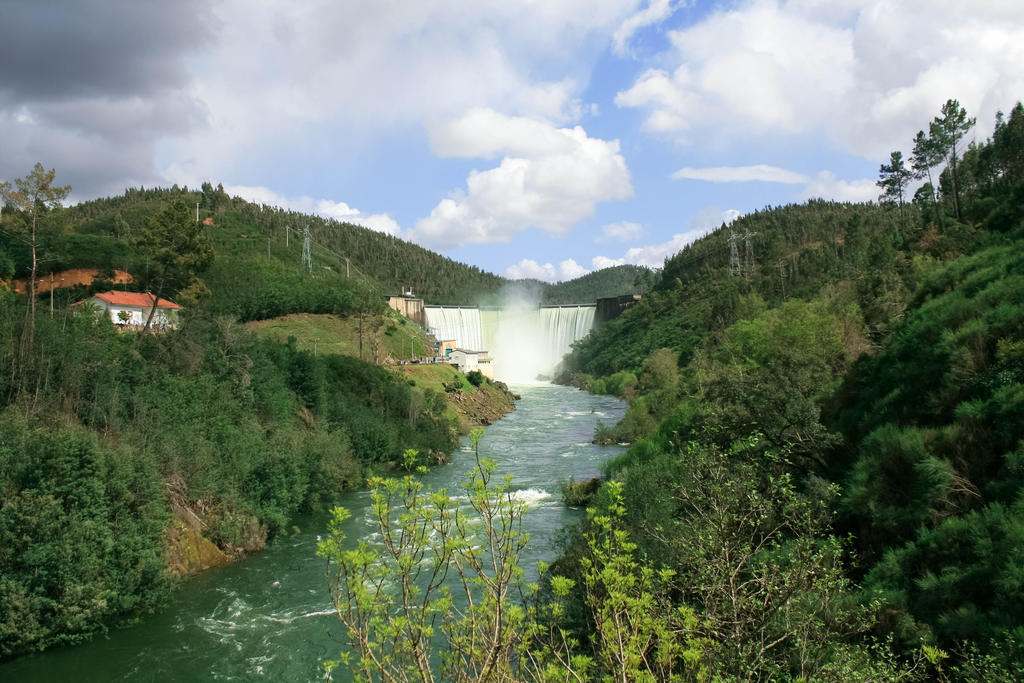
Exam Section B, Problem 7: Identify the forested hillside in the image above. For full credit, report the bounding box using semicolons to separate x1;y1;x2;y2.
0;181;466;657
548;99;1024;678
25;184;645;307
542;264;652;304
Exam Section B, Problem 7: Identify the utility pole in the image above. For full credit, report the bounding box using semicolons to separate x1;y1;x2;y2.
313;337;319;357
267;238;271;259
196;202;200;223
285;225;289;247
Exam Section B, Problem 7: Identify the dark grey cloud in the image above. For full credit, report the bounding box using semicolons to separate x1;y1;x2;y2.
0;0;215;101
2;106;165;200
0;0;217;198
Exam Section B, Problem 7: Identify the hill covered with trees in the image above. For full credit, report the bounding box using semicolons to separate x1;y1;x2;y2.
32;184;647;308
542;264;652;304
0;184;462;657
542;99;1024;678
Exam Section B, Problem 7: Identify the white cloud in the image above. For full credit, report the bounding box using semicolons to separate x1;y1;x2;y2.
599;220;644;242
671;163;877;203
156;0;646;189
559;258;590;280
671;164;809;183
427;107;580;159
617;1;853;141
224;185;400;235
593;206;739;268
616;0;1024;157
509;204;738;282
617;228;707;268
354;214;402;236
506;259;555;280
612;0;682;56
721;209;742;225
614;67;698;135
690;206;741;232
505;258;591;283
412;109;633;247
797;171;876;203
592;255;626;269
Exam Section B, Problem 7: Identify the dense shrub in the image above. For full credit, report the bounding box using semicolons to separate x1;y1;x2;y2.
0;292;457;657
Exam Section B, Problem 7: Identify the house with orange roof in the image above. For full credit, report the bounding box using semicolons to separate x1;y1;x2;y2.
74;291;184;329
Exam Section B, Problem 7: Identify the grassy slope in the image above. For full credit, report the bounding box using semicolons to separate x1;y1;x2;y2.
245;310;433;363
245;310;517;433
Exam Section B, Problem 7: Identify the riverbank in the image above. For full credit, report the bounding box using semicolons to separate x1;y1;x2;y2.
394;363;517;432
0;384;624;680
165;364;517;576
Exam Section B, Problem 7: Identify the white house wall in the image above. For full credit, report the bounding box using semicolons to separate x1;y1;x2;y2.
107;306;144;324
91;297;177;327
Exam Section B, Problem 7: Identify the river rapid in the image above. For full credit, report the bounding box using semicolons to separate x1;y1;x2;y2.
2;383;626;682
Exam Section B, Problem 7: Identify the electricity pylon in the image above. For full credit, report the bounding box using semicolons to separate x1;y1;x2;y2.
742;230;757;275
301;226;312;273
728;228;741;277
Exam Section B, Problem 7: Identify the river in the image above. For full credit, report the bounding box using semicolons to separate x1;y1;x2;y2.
1;383;626;682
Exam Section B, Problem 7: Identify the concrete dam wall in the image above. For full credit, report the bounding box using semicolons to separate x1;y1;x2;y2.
425;305;596;382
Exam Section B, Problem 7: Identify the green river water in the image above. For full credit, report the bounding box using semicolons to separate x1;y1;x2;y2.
1;383;626;682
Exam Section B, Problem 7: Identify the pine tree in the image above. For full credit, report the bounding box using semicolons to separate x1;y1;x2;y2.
877;150;914;215
132;200;214;331
911;130;945;224
930;99;976;221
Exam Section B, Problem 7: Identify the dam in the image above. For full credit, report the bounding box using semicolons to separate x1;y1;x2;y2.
424;304;596;382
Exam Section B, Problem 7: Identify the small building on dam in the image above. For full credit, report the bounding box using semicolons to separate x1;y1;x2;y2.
449;349;494;379
384;289;425;327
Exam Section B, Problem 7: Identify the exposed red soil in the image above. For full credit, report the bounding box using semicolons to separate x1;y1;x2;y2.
13;268;134;294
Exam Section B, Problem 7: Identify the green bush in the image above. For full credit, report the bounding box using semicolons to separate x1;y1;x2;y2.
0;291;458;656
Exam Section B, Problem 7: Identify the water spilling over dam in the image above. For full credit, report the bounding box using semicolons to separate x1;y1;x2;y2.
425;304;596;382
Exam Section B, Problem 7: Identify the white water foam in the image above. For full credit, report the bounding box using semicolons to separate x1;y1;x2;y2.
510;488;553;507
300;608;337;619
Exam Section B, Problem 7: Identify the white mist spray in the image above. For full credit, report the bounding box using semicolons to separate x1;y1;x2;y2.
490;286;596;383
425;290;596;383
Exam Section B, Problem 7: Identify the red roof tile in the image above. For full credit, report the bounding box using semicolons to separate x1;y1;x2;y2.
93;291;183;310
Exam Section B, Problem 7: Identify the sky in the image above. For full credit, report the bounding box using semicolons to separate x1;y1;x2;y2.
2;0;1022;282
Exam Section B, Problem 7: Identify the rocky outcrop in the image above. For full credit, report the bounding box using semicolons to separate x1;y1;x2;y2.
164;519;233;575
163;475;267;575
448;380;517;432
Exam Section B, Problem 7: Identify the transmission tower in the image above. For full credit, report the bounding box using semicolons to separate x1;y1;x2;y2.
742;230;757;276
301;226;312;273
728;228;741;277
